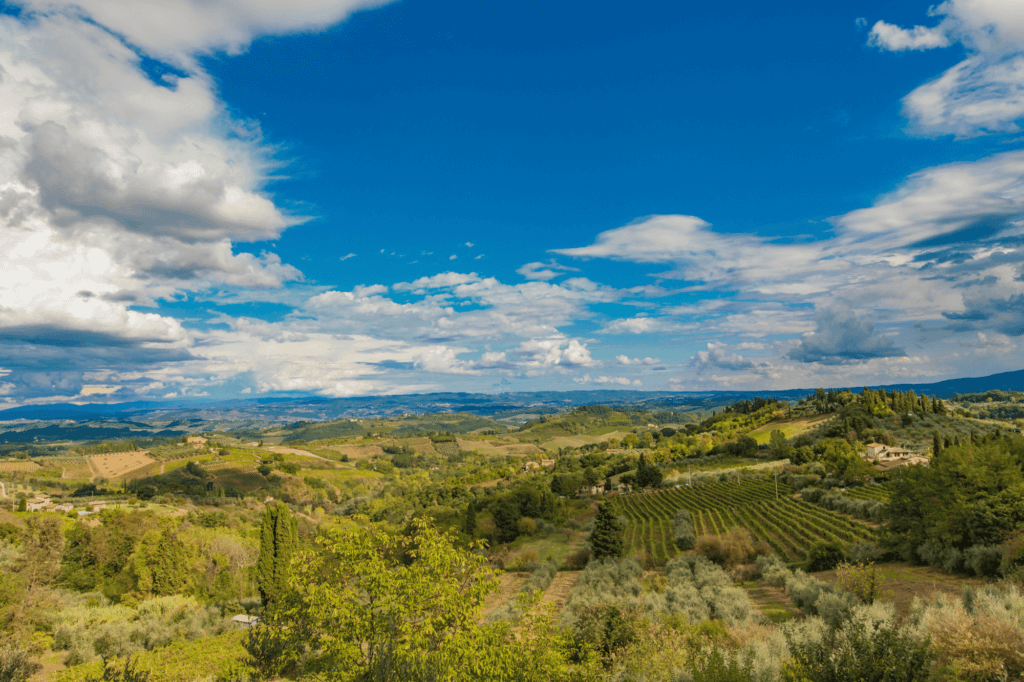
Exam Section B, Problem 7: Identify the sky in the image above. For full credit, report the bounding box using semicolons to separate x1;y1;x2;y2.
1;0;1024;406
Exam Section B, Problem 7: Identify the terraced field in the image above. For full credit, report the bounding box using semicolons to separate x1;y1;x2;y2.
611;479;876;565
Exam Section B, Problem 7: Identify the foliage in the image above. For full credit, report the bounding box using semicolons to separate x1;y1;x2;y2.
589;503;624;560
674;509;696;551
884;434;1024;571
249;518;583;681
0;642;36;682
256;503;295;605
805;541;845;572
782;619;934;682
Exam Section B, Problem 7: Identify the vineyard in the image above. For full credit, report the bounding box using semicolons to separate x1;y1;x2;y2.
841;486;890;502
611;480;876;565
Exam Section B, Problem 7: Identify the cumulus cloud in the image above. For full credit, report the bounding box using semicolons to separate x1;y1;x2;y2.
867;20;951;51
0;3;364;401
788;304;905;365
615;355;661;366
870;1;1024;137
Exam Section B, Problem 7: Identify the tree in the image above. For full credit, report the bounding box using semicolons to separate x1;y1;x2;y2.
635;454;663;489
491;496;521;544
249;518;584;681
933;431;943;457
258;502;296;605
15;515;64;590
589;502;624;560
16;497;26;512
463;502;477;536
132;527;192;596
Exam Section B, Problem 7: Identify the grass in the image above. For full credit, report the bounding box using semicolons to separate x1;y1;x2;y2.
747;415;832;445
507;530;586;567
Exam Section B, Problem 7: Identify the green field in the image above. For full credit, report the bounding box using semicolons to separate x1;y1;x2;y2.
747;415;831;444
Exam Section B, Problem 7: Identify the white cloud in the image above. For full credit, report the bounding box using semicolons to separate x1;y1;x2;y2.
15;0;392;68
871;1;1024;136
339;253;356;261
574;374;641;386
515;260;580;281
867;20;951;51
615;355;660;366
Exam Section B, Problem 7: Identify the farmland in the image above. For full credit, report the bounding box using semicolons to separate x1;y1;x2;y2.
87;451;156;480
746;414;831;444
0;461;41;473
611;479;876;565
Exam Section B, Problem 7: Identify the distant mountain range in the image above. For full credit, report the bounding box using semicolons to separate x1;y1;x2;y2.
1;368;1022;427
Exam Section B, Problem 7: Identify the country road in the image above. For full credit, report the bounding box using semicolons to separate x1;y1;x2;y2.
0;481;5;498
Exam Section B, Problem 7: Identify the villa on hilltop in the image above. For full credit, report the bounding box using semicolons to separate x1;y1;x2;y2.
863;442;929;471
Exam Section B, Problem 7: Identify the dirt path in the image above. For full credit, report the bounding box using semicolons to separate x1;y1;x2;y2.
539;571;579;614
743;580;798;622
0;481;5;498
480;573;528;620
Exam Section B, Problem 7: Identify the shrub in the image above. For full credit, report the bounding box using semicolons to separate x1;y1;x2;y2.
0;643;37;682
674;509;696;551
911;592;1024;681
847;542;883;565
800;487;825;504
695;535;726;566
805;541;845;572
564;548;590;570
783;619;934;682
965;545;1003;578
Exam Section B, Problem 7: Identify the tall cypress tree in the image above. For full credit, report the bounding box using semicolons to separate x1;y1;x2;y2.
463;502;477;535
933;431;942;458
258;502;296;605
589;502;624;560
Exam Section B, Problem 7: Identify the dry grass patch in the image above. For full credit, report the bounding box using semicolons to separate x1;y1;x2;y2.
321;444;384;460
457;439;544;456
87;451;156;480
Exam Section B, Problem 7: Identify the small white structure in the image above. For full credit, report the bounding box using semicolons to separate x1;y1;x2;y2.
231;615;261;629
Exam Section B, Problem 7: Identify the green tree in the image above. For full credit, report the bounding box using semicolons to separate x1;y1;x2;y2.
15;515;64;590
491;496;521;544
132;527;192;596
16;497;26;512
463;502;477;536
589;502;624;560
248;518;587;681
257;502;297;605
933;431;942;457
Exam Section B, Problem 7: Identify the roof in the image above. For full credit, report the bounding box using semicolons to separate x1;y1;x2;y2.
865;443;885;448
231;615;260;624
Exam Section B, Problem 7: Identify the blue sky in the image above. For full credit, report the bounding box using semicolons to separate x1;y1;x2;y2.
1;0;1023;405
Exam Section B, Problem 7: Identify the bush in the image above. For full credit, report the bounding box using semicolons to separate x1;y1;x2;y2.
965;545;1003;578
674;509;696;551
0;643;36;682
695;535;725;566
564;548;590;570
806;541;845;572
783;619;934;682
847;542;883;565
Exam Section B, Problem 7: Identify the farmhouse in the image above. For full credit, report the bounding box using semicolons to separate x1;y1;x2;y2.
25;496;51;511
862;443;929;470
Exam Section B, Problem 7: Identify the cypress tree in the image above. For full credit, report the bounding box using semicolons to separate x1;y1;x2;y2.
258;502;296;605
589;502;624;560
463;502;477;535
933;432;942;457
